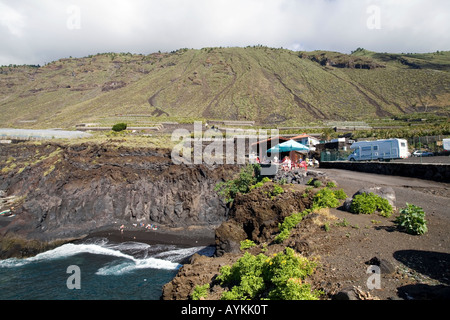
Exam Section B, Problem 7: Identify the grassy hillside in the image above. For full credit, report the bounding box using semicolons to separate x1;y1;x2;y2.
0;47;449;129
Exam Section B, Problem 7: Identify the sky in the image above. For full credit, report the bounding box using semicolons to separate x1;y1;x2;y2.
1;0;449;65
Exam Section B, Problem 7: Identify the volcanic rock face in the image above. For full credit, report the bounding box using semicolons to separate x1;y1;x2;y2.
215;182;311;256
0;143;238;245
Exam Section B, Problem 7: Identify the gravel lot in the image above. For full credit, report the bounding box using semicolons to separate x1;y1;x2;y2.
308;168;450;299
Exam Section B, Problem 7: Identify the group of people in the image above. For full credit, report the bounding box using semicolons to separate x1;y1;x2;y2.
119;222;158;234
279;156;302;171
251;154;319;171
278;156;319;171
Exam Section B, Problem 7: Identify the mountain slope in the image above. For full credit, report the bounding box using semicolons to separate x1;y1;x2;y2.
0;47;449;128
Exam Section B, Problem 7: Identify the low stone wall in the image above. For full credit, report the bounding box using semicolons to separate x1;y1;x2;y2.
319;161;450;183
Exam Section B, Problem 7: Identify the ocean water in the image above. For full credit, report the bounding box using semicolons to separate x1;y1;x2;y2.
0;238;214;300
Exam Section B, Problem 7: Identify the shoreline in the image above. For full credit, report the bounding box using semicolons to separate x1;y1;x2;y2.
82;224;217;248
1;220;218;260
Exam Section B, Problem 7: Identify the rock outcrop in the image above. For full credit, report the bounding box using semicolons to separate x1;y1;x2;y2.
343;186;396;212
0;143;239;256
215;182;312;256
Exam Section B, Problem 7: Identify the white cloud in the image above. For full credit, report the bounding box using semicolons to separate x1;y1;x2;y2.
0;2;26;36
0;0;449;65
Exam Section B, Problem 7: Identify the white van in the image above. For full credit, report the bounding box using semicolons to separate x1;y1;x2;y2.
444;138;450;151
348;139;409;161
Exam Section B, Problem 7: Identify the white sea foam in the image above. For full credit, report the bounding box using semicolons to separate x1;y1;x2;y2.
0;241;206;273
95;257;180;276
0;243;133;268
0;243;179;269
153;246;214;262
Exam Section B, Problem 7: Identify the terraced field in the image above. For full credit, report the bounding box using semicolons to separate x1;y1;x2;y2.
0;47;449;129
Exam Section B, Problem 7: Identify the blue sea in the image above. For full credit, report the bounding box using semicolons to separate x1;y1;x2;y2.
0;238;214;300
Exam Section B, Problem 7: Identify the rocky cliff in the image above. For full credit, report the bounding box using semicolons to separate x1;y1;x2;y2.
0;143;238;257
214;182;312;256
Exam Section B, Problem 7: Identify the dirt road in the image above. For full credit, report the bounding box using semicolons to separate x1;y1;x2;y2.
318;168;450;223
308;168;450;299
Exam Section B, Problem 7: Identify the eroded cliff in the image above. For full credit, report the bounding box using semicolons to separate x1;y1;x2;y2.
0;142;238;257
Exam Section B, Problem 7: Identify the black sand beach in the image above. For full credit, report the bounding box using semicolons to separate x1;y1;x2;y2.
84;224;217;247
0;215;14;228
1;212;216;249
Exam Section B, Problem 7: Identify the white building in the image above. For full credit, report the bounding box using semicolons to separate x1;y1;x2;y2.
291;134;320;151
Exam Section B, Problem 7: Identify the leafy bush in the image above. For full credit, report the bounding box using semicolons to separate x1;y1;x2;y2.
268;184;284;198
313;180;322;188
349;192;393;216
274;228;292;244
326;181;337;188
215;164;260;203
217;252;267;299
395;203;428;235
313;187;340;209
249;177;271;191
112;122;127;132
333;188;348;200
240;239;256;251
217;248;321;300
275;209;312;243
216;165;283;203
191;283;210;300
275;187;345;243
307;178;324;188
265;249;320;300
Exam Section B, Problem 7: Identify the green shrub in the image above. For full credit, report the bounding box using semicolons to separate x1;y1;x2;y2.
217;252;267;299
275;187;345;243
395;203;428;235
275;209;312;243
269;184;284;198
313;180;322;188
350;193;376;214
191;283;210;300
326;181;337;188
249;179;283;200
215;164;260;203
249;177;271;191
378;200;393;217
217;248;321;300
240;239;256;251
333;188;348;200
349;192;393;216
112;122;127;132
264;248;319;300
274;228;292;243
313;188;340;209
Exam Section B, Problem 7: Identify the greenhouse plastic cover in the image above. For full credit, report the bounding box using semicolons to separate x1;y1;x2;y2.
0;128;92;140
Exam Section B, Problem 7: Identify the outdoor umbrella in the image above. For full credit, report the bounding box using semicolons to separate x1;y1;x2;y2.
267;140;310;153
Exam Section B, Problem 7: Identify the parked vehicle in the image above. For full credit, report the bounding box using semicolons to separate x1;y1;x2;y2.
348;138;409;161
412;150;434;157
443;139;450;151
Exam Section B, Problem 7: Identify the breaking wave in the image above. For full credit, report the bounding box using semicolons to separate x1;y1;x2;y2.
0;238;213;274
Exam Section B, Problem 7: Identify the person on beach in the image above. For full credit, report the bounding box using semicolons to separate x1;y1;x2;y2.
119;224;125;234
